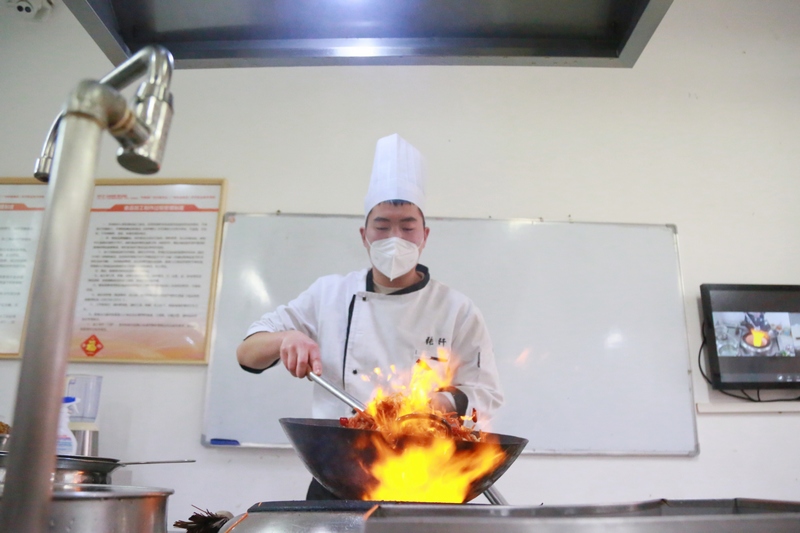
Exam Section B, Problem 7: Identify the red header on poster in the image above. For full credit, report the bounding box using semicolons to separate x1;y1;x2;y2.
92;204;219;212
0;203;44;211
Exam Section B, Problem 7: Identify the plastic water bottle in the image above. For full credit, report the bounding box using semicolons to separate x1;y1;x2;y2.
56;397;78;456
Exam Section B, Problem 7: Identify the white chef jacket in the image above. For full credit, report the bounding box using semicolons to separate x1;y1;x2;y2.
243;265;503;421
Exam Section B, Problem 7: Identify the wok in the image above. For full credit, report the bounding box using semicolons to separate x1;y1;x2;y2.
740;332;772;355
280;417;527;503
0;452;194;484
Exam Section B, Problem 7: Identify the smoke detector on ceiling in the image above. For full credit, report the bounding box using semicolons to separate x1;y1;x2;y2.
6;0;53;21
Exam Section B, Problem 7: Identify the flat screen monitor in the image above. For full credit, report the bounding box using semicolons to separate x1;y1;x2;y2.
700;284;800;389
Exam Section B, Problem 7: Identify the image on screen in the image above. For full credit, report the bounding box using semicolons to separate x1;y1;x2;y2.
701;284;800;388
711;312;800;358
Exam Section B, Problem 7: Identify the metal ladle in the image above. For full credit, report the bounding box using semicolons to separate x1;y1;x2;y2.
305;372;508;505
307;372;366;413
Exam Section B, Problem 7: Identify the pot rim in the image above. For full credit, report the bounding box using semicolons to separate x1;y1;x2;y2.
52;484;174;500
0;483;174;500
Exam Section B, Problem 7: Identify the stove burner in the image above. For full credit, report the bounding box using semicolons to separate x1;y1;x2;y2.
248;500;378;513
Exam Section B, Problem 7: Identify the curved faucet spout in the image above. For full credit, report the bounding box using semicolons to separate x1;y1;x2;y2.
33;113;62;182
100;44;173;98
33;44;175;181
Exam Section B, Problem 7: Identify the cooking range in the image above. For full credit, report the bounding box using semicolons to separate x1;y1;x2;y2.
219;498;800;532
214;388;800;532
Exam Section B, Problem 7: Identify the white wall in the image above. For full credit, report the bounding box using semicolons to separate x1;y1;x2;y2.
2;0;800;525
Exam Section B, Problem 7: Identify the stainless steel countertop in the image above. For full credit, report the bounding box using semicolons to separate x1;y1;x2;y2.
218;499;800;533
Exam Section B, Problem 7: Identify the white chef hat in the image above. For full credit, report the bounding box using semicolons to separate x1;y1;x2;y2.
364;133;426;217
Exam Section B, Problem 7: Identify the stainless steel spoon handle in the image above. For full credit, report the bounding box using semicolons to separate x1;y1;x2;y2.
307;372;367;412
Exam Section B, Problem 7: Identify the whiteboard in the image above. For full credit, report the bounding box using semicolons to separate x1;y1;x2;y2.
203;214;698;455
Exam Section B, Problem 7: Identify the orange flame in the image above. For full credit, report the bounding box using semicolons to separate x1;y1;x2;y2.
364;435;505;503
366;358;451;425
751;329;767;347
358;358;506;503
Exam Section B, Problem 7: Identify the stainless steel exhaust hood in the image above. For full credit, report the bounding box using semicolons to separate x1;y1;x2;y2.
64;0;672;69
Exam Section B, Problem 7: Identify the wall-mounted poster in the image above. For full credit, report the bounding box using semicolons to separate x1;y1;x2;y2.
69;179;225;364
0;178;225;364
0;179;46;354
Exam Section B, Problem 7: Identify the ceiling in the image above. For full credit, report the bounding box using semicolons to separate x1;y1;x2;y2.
63;0;673;69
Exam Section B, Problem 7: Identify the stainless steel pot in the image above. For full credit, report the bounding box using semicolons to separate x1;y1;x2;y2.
0;483;173;533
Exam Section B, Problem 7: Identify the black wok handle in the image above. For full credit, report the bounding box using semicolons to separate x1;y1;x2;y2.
307;372;367;412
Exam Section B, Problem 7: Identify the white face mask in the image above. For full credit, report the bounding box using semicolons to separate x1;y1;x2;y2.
368;237;420;281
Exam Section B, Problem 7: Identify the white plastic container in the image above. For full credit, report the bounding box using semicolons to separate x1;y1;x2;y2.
65;375;102;423
65;375;102;456
56;397;77;456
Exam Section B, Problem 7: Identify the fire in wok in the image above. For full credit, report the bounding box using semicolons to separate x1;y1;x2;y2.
281;357;527;503
280;417;527;502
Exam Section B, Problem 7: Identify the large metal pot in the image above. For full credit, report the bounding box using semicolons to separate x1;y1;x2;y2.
280;418;528;503
0;483;173;532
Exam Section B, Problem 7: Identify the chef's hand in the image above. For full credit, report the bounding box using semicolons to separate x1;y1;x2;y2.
279;330;322;378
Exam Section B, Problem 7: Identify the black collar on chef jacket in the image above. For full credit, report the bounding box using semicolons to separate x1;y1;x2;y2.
340;265;431;389
347;262;468;417
365;264;430;295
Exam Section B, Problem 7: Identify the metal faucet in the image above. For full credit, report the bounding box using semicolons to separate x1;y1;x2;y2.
0;45;175;532
34;45;173;182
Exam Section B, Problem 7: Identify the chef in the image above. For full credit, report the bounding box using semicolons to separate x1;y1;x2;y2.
236;133;503;499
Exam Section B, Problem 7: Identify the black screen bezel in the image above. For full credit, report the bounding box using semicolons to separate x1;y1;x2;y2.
700;284;800;390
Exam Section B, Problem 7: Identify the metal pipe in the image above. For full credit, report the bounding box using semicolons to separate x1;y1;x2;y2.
0;45;174;532
99;45;173;97
0;114;103;532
